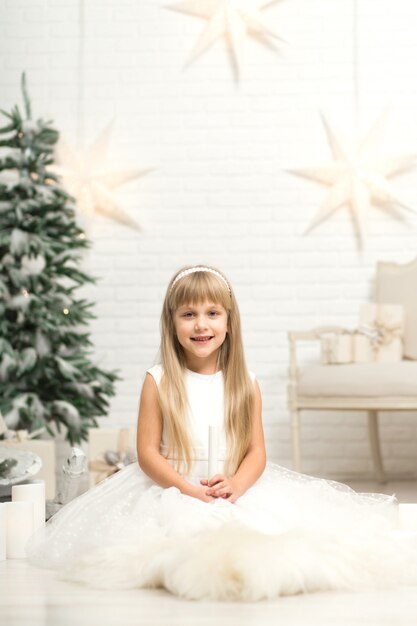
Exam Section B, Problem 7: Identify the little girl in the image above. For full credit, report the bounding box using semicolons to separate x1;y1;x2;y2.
28;265;417;601
138;264;265;505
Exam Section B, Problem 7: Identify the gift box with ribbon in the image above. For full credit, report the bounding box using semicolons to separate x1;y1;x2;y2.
88;427;137;487
321;331;354;364
358;303;404;363
320;304;404;365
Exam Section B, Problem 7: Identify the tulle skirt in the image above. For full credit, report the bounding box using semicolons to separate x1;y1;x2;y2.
27;462;417;601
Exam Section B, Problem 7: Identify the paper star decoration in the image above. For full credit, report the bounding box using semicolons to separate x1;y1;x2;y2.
287;111;417;246
52;122;153;230
166;0;285;77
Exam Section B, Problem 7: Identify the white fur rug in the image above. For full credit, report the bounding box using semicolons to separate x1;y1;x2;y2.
63;523;417;601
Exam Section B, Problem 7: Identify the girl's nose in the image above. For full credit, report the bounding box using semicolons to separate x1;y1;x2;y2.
195;315;208;330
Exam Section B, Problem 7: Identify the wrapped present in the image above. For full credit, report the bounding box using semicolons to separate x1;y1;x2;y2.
88;427;137;487
320;303;404;365
352;332;373;363
358;303;404;363
321;331;353;364
0;430;56;498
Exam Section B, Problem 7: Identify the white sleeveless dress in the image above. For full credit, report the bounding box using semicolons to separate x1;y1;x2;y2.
27;366;417;601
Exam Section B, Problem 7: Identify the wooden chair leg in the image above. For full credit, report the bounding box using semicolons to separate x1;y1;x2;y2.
291;408;301;472
367;410;386;484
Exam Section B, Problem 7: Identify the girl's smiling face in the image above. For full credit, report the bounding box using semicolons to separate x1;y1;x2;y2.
174;300;228;370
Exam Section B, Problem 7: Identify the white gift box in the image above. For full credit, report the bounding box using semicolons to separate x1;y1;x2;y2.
321;332;353;364
88;427;137;487
359;303;404;363
320;302;404;365
369;337;402;362
352;332;373;363
1;439;55;499
360;303;404;331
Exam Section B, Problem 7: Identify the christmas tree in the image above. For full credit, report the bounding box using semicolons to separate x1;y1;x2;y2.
0;74;118;445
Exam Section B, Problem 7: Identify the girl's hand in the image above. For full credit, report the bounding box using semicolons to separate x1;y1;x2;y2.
200;474;241;504
191;484;216;503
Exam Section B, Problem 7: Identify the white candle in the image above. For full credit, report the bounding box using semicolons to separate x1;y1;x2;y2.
12;480;45;531
6;501;34;559
398;503;417;530
0;504;6;561
208;425;219;478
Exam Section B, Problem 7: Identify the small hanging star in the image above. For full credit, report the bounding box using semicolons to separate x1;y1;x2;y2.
53;122;154;229
166;0;285;78
287;111;417;247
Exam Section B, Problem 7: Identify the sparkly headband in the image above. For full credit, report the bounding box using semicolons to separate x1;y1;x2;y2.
170;266;231;294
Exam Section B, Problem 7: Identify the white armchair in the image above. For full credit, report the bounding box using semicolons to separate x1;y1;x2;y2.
288;256;417;483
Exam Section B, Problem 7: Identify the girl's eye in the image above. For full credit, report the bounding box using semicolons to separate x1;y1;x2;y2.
209;311;219;317
182;312;194;318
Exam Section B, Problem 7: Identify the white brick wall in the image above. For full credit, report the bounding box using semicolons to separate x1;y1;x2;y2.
2;0;417;479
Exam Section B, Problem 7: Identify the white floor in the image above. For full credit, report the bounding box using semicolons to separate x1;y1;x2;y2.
1;480;417;626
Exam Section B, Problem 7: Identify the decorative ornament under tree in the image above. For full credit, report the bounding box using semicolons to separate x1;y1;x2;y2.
0;74;118;445
287;110;417;247
52;121;153;230
166;0;285;78
46;447;86;519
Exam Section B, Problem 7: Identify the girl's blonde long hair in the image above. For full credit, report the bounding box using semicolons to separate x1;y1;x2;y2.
158;265;254;478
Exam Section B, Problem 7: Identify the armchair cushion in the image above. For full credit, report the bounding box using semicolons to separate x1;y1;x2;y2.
298;361;417;397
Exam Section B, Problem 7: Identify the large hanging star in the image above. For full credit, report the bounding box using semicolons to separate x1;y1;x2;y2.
166;0;285;77
287;111;417;246
52;122;154;230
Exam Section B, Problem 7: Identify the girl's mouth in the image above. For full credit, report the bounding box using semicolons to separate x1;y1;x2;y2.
191;336;213;342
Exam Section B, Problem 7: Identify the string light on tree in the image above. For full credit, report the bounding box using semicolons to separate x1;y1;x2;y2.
166;0;285;78
287;111;417;247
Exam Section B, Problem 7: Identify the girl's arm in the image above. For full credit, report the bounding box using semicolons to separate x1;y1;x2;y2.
205;379;266;502
136;373;214;502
